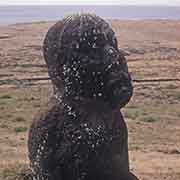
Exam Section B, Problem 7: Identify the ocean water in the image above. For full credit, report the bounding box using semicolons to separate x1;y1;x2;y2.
0;5;180;25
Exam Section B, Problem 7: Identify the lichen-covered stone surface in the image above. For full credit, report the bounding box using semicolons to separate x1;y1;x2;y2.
28;14;137;180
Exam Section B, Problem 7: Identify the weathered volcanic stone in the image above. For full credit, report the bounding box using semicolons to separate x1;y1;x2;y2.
28;13;138;180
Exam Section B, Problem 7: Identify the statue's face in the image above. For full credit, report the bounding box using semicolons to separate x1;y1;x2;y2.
44;14;133;109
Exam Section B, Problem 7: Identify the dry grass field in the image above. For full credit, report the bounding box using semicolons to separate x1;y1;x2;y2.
0;20;180;180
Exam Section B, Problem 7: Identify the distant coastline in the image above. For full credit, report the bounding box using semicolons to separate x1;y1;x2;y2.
0;5;180;25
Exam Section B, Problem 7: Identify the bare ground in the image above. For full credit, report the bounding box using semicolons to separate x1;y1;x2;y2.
0;20;180;180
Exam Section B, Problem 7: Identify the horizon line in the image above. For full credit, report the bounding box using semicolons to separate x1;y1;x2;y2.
0;4;180;7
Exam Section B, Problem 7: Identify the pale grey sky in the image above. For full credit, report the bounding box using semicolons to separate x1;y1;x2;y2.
0;0;180;5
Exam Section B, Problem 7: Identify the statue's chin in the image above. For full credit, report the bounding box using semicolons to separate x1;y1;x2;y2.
107;92;132;109
105;79;133;109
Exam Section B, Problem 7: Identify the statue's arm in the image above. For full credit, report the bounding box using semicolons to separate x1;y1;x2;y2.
28;103;63;180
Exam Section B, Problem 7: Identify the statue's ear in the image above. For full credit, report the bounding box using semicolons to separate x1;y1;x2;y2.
118;48;130;56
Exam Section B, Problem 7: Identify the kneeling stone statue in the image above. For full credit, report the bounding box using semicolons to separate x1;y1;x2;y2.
28;14;139;180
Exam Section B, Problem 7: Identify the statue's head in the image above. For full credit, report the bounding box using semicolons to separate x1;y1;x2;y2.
43;14;133;109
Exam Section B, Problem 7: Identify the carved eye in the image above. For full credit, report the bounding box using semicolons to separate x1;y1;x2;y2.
107;30;118;48
108;48;114;55
111;35;118;47
107;47;117;59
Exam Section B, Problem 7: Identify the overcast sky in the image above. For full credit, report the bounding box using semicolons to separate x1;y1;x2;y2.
0;0;180;6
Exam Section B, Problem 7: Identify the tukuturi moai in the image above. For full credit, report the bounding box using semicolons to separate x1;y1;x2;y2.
28;14;139;180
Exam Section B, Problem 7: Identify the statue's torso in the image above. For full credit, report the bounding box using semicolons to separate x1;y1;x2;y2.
28;98;129;180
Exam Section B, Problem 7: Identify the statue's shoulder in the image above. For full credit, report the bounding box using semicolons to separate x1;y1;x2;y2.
30;97;64;131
